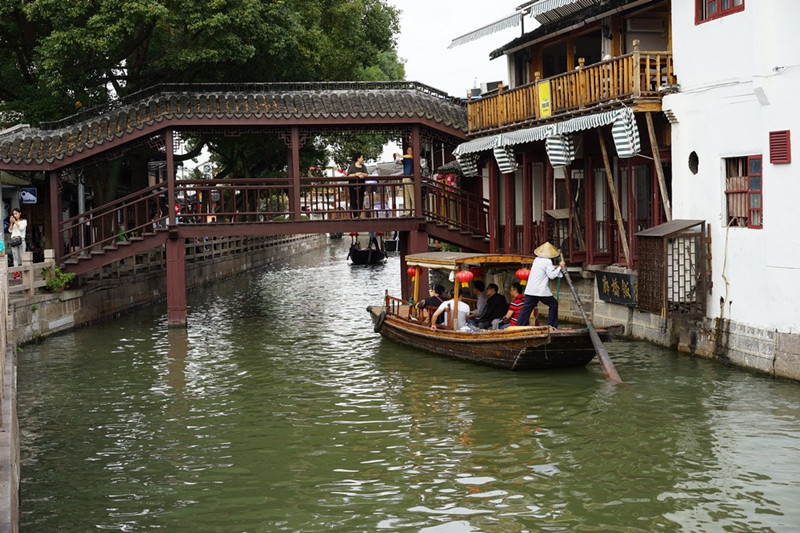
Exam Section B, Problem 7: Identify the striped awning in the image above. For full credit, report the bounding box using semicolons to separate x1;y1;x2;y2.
493;145;518;174
530;0;599;24
455;154;479;177
453;134;503;156
545;134;575;168
449;12;523;48
452;107;640;172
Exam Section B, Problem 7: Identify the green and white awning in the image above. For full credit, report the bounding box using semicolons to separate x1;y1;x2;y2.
530;0;599;24
449;12;524;48
452;107;641;173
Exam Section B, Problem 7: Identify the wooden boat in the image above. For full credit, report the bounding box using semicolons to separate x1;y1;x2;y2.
367;252;623;370
347;232;386;265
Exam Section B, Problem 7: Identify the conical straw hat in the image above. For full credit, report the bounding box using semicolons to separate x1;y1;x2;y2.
534;241;560;258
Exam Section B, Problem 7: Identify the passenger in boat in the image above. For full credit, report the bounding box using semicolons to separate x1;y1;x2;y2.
416;283;446;324
516;241;566;329
347;153;369;218
467;283;508;329
498;283;525;329
430;297;470;331
466;280;487;320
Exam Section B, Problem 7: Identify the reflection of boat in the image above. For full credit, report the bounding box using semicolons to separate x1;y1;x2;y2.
329;232;344;239
347;232;386;265
367;252;623;370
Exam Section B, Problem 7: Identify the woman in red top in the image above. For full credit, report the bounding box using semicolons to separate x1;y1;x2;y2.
500;283;525;328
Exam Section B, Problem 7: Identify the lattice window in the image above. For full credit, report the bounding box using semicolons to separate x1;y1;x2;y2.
725;155;762;229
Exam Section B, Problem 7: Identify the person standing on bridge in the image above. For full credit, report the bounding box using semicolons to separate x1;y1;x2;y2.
397;146;415;215
9;208;27;267
347;153;369;218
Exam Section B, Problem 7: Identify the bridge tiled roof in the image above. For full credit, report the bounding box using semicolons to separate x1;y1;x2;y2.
0;82;468;166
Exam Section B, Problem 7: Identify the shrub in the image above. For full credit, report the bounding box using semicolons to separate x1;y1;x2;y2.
43;266;76;293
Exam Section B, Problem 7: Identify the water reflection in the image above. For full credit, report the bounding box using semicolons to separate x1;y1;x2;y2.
17;243;800;531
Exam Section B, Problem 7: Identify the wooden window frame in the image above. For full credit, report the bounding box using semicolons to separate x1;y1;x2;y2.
724;155;762;229
696;0;744;24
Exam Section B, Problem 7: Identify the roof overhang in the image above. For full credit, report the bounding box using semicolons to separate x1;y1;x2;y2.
405;252;535;270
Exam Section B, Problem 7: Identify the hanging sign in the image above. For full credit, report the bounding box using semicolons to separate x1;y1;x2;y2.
597;271;638;306
538;81;552;119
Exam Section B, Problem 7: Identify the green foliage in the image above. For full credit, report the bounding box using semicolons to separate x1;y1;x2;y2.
0;0;405;126
43;266;76;293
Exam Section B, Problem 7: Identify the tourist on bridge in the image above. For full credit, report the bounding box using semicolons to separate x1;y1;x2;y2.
8;208;27;267
347;153;369;218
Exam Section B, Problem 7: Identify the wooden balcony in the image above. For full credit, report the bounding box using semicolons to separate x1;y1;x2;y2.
468;49;674;135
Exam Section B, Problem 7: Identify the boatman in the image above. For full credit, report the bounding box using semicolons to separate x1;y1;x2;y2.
516;242;566;330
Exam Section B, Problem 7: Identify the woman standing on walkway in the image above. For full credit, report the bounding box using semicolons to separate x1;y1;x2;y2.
9;208;27;267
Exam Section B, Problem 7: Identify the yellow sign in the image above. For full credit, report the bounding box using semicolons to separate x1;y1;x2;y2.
538;81;551;118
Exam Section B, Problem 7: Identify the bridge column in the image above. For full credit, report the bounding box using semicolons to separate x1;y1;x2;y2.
48;170;63;261
399;229;429;302
164;128;187;326
411;125;422;218
166;234;187;327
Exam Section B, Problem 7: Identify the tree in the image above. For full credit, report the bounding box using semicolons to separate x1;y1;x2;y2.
0;0;405;125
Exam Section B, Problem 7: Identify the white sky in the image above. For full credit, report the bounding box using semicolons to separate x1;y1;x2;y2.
387;0;529;97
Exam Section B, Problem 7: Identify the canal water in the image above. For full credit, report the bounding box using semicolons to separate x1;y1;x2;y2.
17;243;800;532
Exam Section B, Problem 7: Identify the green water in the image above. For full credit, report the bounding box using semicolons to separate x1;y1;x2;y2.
17;244;800;532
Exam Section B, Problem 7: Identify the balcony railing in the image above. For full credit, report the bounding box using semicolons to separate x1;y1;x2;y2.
468;48;674;134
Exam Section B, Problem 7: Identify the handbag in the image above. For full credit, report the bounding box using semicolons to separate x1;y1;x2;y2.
9;236;22;247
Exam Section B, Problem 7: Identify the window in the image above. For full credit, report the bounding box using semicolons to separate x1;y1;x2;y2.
725;155;762;228
769;130;791;164
696;0;744;23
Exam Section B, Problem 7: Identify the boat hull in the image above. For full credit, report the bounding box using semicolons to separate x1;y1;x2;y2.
348;248;386;264
368;306;621;370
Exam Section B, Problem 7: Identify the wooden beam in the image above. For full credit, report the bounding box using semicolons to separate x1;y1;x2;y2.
289;126;302;221
646;112;672;221
49;171;63;263
596;128;631;268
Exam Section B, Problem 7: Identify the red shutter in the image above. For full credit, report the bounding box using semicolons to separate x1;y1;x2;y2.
769;130;791;164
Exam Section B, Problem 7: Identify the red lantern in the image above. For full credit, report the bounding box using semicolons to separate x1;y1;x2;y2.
515;268;530;285
349;232;359;237
455;270;474;288
407;266;417;280
469;266;483;279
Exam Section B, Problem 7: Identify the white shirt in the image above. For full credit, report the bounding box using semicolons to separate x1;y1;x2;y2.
524;256;562;297
436;299;471;329
10;217;26;239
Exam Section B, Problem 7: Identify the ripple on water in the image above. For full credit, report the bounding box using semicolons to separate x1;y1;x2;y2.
16;244;800;532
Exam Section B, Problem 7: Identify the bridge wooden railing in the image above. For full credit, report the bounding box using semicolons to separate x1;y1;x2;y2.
468;48;674;134
58;174;488;265
422;178;490;237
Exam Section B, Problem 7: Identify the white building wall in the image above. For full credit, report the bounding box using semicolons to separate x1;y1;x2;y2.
664;1;800;333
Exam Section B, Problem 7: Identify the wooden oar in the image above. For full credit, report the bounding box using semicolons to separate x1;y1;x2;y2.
559;256;623;384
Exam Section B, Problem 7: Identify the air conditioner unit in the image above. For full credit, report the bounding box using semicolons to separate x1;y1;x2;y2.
480;81;503;94
626;18;665;33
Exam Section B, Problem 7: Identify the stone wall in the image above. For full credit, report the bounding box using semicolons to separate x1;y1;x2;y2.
0;260;19;533
572;268;800;382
